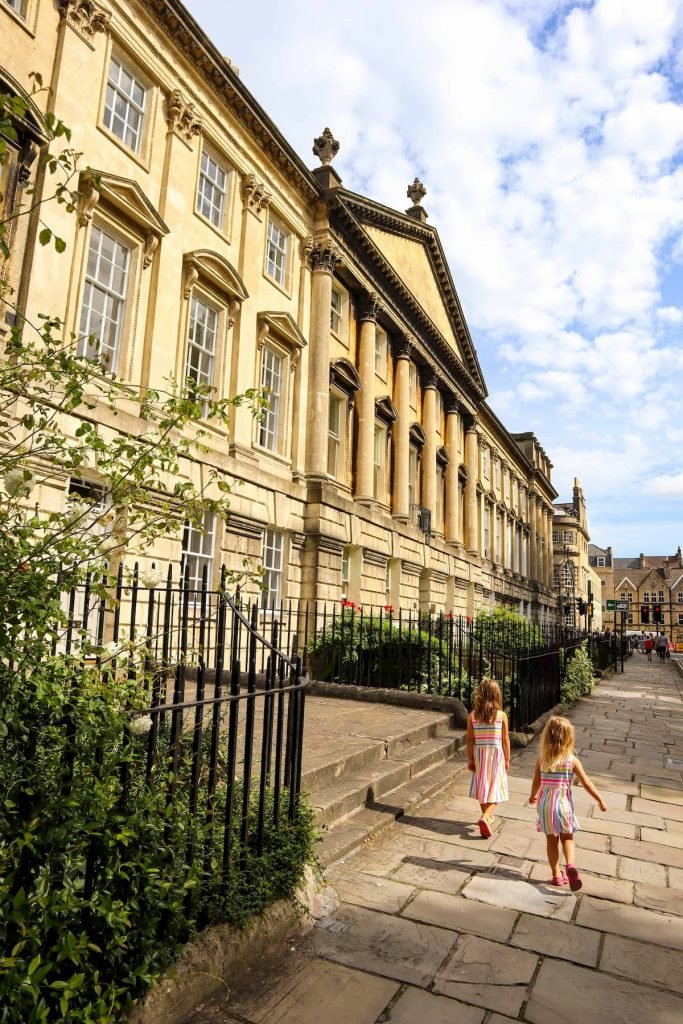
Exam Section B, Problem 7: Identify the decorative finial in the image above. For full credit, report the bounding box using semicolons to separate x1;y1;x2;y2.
313;128;340;167
407;178;427;207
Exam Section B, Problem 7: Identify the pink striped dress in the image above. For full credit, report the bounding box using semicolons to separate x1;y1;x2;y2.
469;715;508;803
536;757;580;836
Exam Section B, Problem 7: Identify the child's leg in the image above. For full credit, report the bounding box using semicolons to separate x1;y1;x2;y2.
560;833;575;867
546;835;562;878
480;802;495;820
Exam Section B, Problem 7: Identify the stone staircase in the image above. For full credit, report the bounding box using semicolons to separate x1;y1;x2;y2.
300;703;467;866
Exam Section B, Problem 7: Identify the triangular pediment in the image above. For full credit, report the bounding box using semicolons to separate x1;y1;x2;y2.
86;169;169;237
614;576;638;592
335;191;486;398
375;395;399;424
257;311;306;351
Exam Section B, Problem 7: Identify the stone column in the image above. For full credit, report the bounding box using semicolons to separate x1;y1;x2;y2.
354;292;382;501
534;498;544;584
545;508;554;588
392;336;412;521
444;400;460;543
421;374;438;519
305;241;342;478
464;419;479;555
529;494;538;581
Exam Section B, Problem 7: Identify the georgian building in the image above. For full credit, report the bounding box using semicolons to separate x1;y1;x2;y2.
552;480;593;627
589;546;683;645
2;0;559;621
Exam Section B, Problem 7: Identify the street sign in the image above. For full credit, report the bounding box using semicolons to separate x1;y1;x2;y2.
615;600;630;611
606;600;616;610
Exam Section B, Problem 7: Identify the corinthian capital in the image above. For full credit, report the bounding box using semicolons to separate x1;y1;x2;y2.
59;0;111;38
309;241;343;275
241;173;272;214
359;291;383;322
166;90;203;143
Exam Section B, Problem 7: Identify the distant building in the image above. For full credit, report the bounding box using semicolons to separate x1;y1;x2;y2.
589;547;683;645
552;480;594;629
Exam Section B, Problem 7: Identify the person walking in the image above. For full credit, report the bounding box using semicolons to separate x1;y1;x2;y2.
655;632;669;662
467;677;510;838
529;716;606;890
644;635;654;661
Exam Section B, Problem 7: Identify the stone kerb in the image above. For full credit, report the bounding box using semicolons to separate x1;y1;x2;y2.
306;678;469;727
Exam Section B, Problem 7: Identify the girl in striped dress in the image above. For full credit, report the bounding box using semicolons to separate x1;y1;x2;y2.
529;716;607;889
467;678;510;838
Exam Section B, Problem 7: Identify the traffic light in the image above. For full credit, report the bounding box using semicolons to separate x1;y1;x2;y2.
578;598;586;615
641;605;649;624
653;605;663;624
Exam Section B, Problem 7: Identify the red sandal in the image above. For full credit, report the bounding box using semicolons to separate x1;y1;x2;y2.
551;874;568;886
566;865;582;891
478;816;492;839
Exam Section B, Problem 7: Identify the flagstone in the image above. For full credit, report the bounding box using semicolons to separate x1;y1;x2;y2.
461;874;575;921
641;783;683;804
617;858;667;886
576;896;683;950
392;860;472;894
401;891;517;942
510;913;600;966
600;934;683;997
432;935;537;1016
612;836;683;869
384;986;485;1024
634;882;683;916
632;797;683;822
328;870;416;914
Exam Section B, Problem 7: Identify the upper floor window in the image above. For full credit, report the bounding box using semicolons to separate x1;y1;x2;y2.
481;446;489;480
494;459;501;488
597;556;606;567
678;593;683;603
196;149;228;229
562;530;574;543
103;56;146;154
258;346;283;452
552;530;559;543
521;488;527;514
4;0;27;18
409;362;417;407
185;296;219;413
181;511;215;594
330;284;346;337
261;528;284;610
265;216;289;289
408;446;417;509
78;225;130;371
375;328;388;379
553;566;560;587
327;392;343;479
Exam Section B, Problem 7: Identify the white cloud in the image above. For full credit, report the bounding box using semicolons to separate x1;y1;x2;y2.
186;0;683;550
649;473;683;497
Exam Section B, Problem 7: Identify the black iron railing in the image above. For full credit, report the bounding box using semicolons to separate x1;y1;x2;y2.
59;565;307;907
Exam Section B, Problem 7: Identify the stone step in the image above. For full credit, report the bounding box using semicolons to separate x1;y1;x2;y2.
301;710;458;795
318;756;469;867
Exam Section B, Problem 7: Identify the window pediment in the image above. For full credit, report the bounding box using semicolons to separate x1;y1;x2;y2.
257;311;307;371
78;169;168;236
375;395;398;425
329;357;361;396
183;250;249;303
409;422;426;448
436;445;449;468
458;464;468;482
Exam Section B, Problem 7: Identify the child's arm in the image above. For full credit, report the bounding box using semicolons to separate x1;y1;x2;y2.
501;712;511;770
466;713;475;771
573;758;607;811
528;759;541;804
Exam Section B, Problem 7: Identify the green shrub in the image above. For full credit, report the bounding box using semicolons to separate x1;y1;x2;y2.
561;646;594;705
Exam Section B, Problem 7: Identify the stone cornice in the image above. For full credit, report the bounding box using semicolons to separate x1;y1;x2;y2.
59;0;111;39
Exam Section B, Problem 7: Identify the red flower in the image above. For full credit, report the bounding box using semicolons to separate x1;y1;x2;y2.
383;604;395;614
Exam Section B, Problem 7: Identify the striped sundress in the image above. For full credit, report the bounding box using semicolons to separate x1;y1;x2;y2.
469;715;508;803
536;757;580;836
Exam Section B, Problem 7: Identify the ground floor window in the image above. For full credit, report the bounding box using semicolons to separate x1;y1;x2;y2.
181;511;215;593
261;528;284;610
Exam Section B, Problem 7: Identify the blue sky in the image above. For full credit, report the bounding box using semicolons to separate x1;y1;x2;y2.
186;0;683;554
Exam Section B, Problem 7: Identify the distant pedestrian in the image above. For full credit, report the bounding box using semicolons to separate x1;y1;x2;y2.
529;716;606;890
467;677;509;838
655;632;669;662
644;635;654;661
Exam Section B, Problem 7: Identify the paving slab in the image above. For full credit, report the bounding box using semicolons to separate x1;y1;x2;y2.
308;904;456;987
392;859;472;894
600;934;683;997
383;986;485;1024
641;784;683;805
576;895;683;949
632;797;683;821
326;870;415;914
432;934;537;1016
401;890;517;942
612;835;683;869
617;857;668;885
461;874;575;921
526;956;683;1023
510;913;601;966
228;958;398;1024
634;882;683;916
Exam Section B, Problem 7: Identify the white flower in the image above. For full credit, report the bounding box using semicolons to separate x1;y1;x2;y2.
139;567;164;589
103;640;124;659
4;468;34;498
130;714;153;736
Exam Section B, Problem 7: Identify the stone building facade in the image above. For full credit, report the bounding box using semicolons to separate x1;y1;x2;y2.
589;545;683;645
552;480;594;628
2;0;560;621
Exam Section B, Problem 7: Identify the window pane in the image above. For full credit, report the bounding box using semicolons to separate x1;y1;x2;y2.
78;225;129;371
181;511;215;594
259;347;283;451
327;394;342;478
197;149;228;228
265;218;288;286
185;296;218;412
261;528;284;609
330;287;343;333
103;56;146;154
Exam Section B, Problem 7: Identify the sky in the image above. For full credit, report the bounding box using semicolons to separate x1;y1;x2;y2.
186;0;683;554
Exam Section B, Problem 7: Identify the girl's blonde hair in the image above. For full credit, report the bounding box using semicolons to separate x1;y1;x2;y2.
472;678;502;724
540;716;575;770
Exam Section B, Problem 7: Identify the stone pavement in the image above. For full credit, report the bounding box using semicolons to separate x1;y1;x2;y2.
187;656;683;1024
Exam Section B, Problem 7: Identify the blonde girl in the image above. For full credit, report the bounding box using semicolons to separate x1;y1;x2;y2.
529;716;606;889
467;678;510;838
